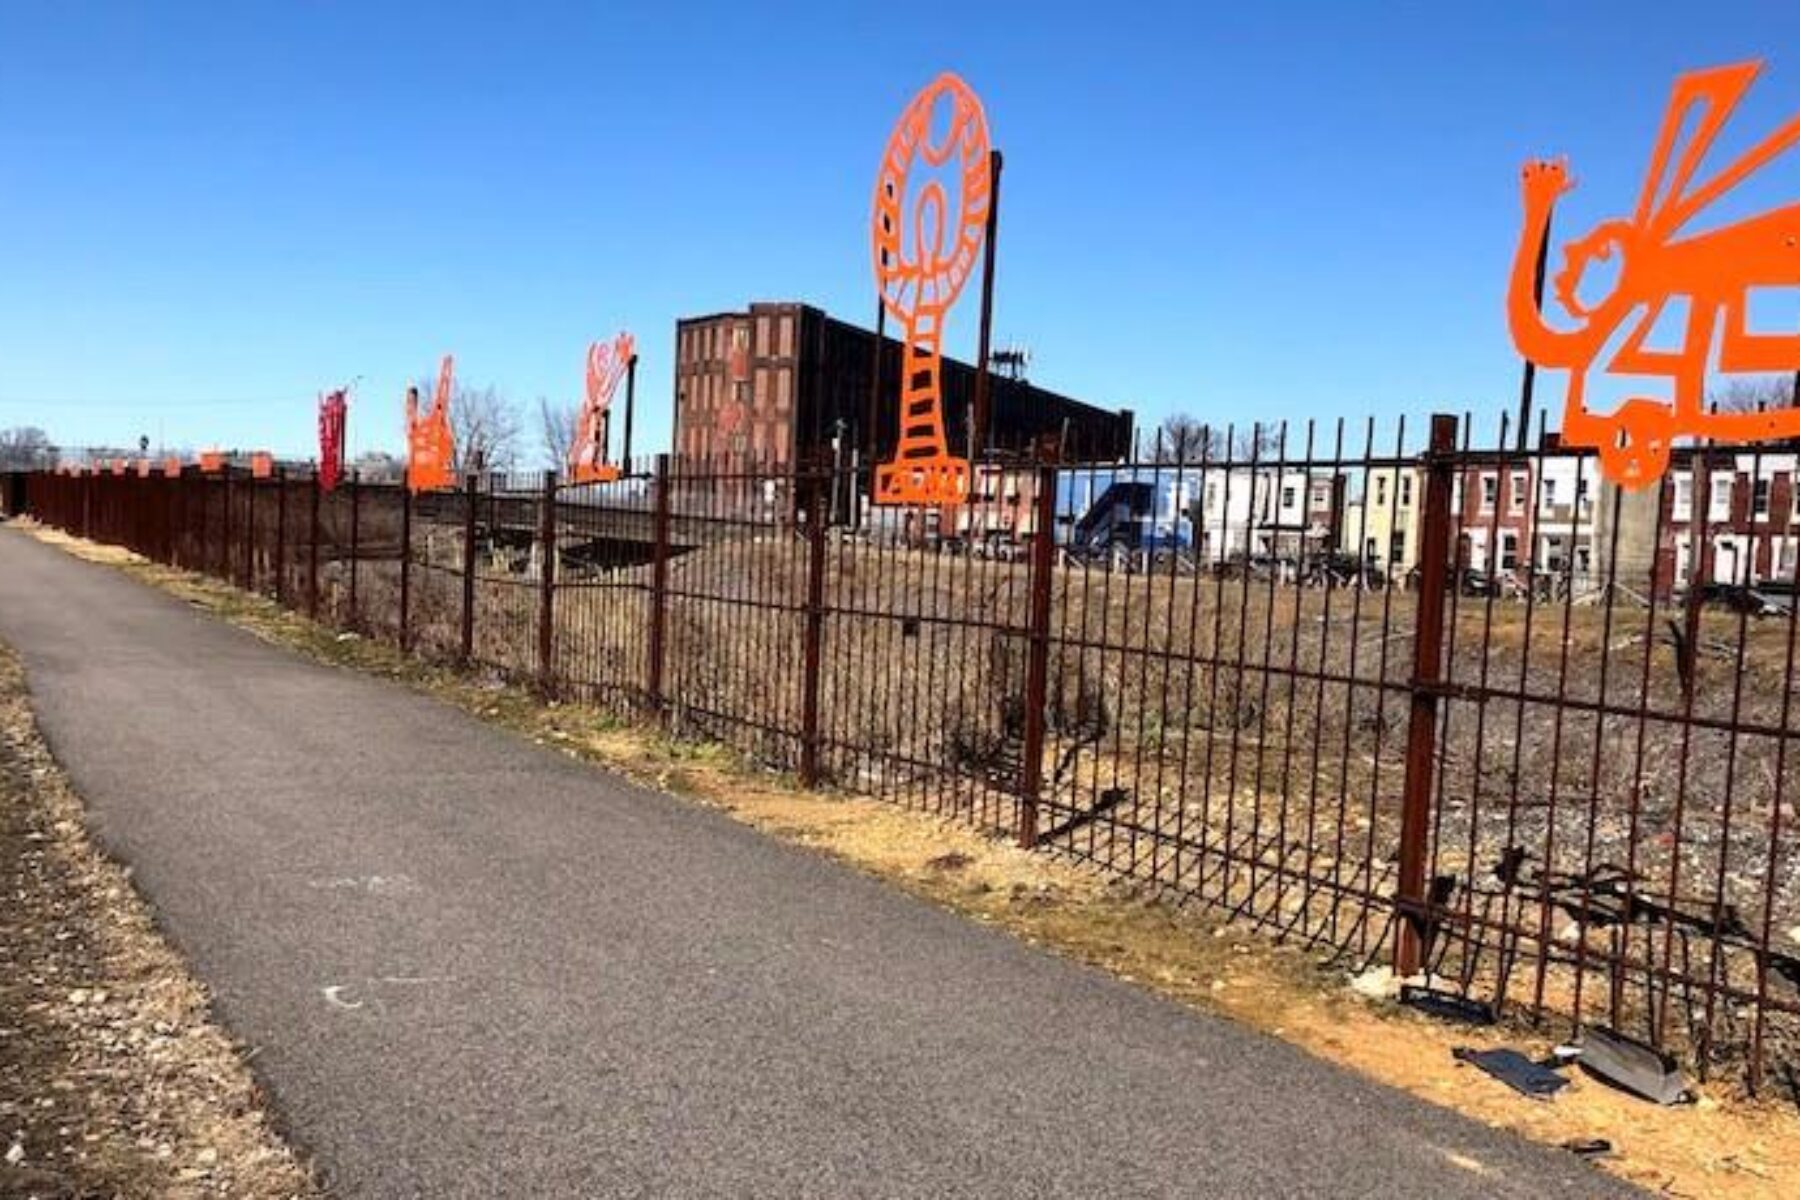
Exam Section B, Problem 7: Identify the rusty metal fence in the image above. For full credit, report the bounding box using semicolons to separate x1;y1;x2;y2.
19;416;1800;1093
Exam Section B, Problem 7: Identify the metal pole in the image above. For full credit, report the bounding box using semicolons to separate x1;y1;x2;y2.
307;471;321;619
1017;463;1058;849
347;470;361;628
970;148;1003;461
800;483;827;786
1516;214;1552;452
242;471;256;590
398;484;413;652
647;454;672;716
536;470;558;694
622;354;638;468
1395;413;1459;976
274;467;287;603
460;472;478;664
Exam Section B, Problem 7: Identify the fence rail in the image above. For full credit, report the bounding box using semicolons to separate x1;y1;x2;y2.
20;415;1800;1092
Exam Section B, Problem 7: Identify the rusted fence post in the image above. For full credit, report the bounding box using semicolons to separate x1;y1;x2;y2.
347;470;361;628
221;470;234;582
80;471;92;540
274;467;288;602
1017;463;1059;849
646;454;672;717
307;471;321;620
1395;413;1459;977
242;472;256;590
460;472;478;664
536;470;558;694
398;484;413;652
799;481;828;786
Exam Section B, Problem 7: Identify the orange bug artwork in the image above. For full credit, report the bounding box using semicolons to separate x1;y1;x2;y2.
871;72;993;506
406;355;457;494
198;451;226;474
1511;60;1800;489
250;452;274;479
569;333;634;484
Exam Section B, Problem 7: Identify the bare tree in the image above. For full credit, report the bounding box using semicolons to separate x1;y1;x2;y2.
417;375;524;473
1709;374;1799;414
538;395;579;470
1149;414;1281;462
0;426;56;470
1152;413;1211;462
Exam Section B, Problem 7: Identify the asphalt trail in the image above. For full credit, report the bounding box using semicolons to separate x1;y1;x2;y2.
0;529;1634;1197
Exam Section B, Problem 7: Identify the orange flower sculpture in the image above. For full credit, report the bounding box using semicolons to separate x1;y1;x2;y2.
1511;61;1800;488
406;355;457;494
871;72;992;506
570;333;634;484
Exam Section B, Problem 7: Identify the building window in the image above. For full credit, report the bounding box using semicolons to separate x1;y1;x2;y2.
1481;473;1497;514
1500;530;1519;571
1780;538;1798;581
1509;471;1528;514
1389;528;1406;564
1400;474;1413;507
1754;478;1771;519
1673;474;1693;521
1375;476;1388;507
1576;477;1590;512
1451;477;1464;515
1282;485;1297;509
1542;477;1558;508
1710;475;1733;521
1544;535;1566;573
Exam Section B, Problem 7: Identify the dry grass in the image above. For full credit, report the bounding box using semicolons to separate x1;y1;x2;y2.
0;636;319;1199
22;521;1800;1197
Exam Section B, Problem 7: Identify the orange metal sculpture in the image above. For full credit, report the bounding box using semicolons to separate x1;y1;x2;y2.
199;451;225;474
871;72;992;506
406;355;457;494
1511;60;1800;488
251;452;274;479
570;333;633;484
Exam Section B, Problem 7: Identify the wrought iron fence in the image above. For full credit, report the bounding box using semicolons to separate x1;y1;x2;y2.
19;413;1800;1093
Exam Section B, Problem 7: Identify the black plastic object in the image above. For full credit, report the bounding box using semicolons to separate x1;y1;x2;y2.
1400;985;1497;1026
1452;1046;1569;1099
1577;1026;1688;1105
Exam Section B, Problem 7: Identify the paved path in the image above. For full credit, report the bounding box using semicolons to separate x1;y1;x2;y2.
0;528;1634;1198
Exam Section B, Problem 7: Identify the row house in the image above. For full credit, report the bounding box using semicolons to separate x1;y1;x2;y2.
1190;466;1342;565
1644;450;1800;595
1451;454;1597;583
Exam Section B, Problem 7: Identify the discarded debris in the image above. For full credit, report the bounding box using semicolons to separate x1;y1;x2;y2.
1452;1046;1569;1100
1400;984;1497;1026
1560;1138;1615;1161
1576;1027;1688;1106
1348;965;1399;1001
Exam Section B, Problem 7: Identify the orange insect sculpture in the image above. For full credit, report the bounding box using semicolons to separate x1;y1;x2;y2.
406;355;457;494
569;333;634;484
871;72;993;506
199;451;225;474
1511;60;1800;489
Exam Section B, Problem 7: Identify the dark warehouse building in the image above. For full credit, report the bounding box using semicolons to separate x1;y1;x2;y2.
672;301;1133;478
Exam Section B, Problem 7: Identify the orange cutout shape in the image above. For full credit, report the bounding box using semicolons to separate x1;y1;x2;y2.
163;457;182;477
871;72;992;506
406;355;457;494
569;333;633;484
251;452;273;479
136;459;151;478
199;451;225;473
1511;60;1800;489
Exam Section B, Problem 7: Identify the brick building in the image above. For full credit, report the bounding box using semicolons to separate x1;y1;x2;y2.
672;302;1133;483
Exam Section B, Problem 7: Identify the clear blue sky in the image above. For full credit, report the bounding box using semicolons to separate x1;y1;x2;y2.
4;1;1799;463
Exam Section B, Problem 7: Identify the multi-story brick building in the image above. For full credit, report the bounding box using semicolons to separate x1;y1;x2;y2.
672;302;1133;488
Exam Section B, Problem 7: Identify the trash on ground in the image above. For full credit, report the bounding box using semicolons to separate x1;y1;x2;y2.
1451;1046;1569;1100
1401;984;1497;1026
1576;1026;1689;1106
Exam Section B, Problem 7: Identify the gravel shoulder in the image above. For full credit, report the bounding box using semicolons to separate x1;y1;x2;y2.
0;639;319;1199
